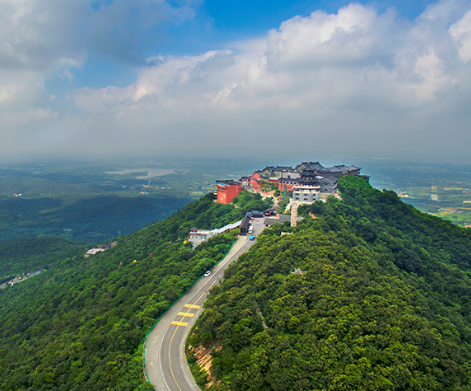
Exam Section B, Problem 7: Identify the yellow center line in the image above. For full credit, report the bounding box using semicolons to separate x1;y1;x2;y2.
167;278;220;390
194;279;218;304
169;325;182;391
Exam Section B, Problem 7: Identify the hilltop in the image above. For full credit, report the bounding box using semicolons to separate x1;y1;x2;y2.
188;176;471;390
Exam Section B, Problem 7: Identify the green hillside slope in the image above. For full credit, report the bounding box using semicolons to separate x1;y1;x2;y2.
189;176;471;391
0;194;193;242
0;237;88;283
0;192;272;391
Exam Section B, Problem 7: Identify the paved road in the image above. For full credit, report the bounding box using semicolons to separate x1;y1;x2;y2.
144;218;265;391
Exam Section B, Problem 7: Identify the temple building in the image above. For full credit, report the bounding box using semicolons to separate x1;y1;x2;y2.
216;180;243;204
223;160;362;203
292;184;321;203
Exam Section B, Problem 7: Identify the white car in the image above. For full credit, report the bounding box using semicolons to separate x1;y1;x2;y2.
204;270;211;277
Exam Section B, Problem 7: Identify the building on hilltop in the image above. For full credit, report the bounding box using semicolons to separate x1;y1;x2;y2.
188;220;242;246
84;248;106;258
221;160;360;206
295;161;324;173
272;166;296;178
188;227;211;246
240;216;251;235
322;164;361;177
299;168;319;185
83;241;117;258
292;184;321;204
278;177;298;192
317;176;337;193
249;172;262;191
272;161;361;193
294;162;361;178
250;166;303;192
216;180;243;204
259;166;275;179
240;176;250;186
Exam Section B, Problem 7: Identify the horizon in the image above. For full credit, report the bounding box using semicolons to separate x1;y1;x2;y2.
1;0;471;161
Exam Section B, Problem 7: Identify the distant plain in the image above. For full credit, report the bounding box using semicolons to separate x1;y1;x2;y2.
0;159;257;243
364;159;471;227
1;158;471;246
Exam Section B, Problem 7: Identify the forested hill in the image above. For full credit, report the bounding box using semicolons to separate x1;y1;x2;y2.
0;192;272;391
189;176;471;391
0;237;88;283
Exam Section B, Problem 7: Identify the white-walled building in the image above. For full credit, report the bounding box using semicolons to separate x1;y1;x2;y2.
188;220;242;247
292;184;320;204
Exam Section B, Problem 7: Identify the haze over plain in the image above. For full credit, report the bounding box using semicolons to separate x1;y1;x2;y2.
1;0;471;161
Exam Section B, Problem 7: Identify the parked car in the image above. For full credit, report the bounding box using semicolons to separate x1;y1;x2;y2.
204;270;211;277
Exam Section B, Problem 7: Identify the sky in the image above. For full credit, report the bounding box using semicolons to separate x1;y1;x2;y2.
1;0;471;162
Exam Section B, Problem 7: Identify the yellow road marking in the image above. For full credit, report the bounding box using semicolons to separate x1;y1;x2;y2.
169;325;182;391
184;304;200;309
167;282;219;389
177;312;195;317
195;279;218;303
171;321;188;326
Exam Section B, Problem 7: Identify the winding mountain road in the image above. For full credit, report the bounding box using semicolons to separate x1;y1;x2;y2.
144;218;265;391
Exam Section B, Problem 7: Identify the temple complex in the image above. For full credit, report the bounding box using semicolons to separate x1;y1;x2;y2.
215;161;363;206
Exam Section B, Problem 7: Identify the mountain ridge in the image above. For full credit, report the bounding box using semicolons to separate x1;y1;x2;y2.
187;176;471;390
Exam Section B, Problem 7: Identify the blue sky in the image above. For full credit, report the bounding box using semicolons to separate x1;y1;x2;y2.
1;0;471;161
53;0;438;90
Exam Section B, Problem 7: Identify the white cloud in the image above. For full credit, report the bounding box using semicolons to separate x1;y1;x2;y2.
60;0;471;159
449;10;471;61
266;3;382;70
0;0;200;151
0;0;86;71
2;0;471;160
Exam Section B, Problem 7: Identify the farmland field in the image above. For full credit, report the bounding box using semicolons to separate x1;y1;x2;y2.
364;159;471;227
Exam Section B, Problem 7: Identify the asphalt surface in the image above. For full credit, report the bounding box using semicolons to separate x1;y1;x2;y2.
144;218;265;391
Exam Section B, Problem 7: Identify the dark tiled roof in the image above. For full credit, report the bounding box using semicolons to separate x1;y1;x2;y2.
262;166;275;172
318;176;336;183
325;166;342;172
265;214;291;226
240;216;251;230
274;166;294;172
295;161;324;173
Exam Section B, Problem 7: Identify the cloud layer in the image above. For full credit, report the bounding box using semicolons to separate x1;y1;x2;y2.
1;0;471;160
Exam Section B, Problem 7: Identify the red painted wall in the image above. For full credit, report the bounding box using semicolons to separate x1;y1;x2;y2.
250;172;261;191
217;183;242;204
278;181;296;192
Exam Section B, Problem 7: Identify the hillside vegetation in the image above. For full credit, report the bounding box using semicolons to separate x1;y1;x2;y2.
0;194;192;242
189;176;471;390
0;192;272;391
0;237;88;283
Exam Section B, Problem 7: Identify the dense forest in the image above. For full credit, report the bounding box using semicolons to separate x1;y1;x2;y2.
0;237;88;283
0;194;193;242
189;176;471;390
0;192;271;391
